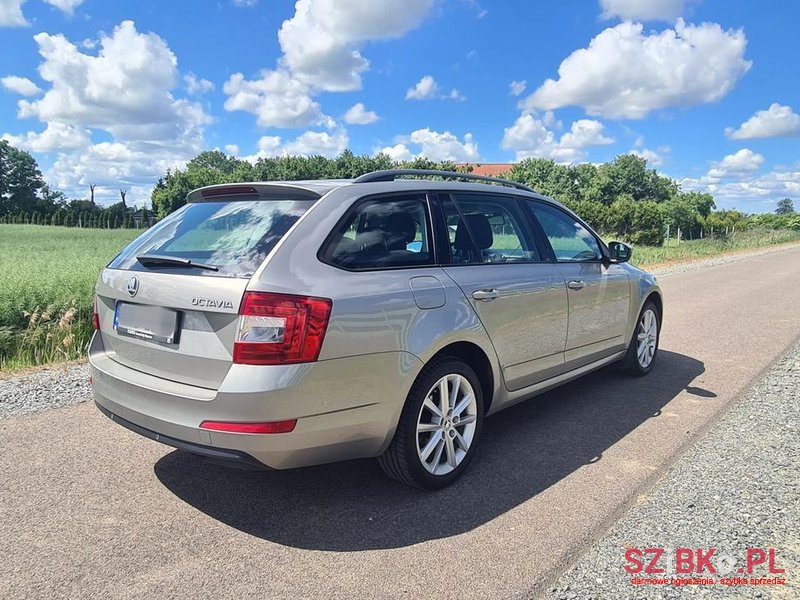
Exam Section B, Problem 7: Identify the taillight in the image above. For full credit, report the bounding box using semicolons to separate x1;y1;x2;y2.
233;292;332;365
92;295;101;331
199;419;297;434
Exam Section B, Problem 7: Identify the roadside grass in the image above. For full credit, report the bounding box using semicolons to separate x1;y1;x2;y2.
1;224;799;371
0;225;139;370
629;228;800;266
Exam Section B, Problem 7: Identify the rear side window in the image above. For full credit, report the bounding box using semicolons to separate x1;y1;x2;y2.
109;199;315;277
320;195;433;270
443;194;540;264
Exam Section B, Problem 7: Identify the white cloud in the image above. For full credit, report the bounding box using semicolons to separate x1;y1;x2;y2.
245;129;349;161
462;0;487;19
1;75;41;96
2;21;211;205
42;0;84;15
184;72;214;95
524;19;751;120
232;0;257;6
343;102;379;125
559;119;614;151
676;148;782;209
18;21;210;142
0;0;27;26
725;103;800;140
379;143;414;162
223;69;330;128
278;0;434;92
405;75;465;101
282;129;349;157
379;128;479;162
224;144;239;156
46;141;189;205
599;0;686;21
251;136;282;158
509;80;526;96
706;148;765;179
2;122;90;152
630;146;670;166
448;88;466;102
681;164;800;210
406;75;439;100
502;113;613;163
224;1;434;129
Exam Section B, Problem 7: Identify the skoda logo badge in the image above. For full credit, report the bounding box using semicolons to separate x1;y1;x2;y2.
127;276;139;298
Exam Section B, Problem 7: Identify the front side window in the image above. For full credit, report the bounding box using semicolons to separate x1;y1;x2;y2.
531;202;603;262
443;194;540;264
321;195;433;269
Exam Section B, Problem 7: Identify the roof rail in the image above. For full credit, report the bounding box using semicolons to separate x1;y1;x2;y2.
352;169;535;193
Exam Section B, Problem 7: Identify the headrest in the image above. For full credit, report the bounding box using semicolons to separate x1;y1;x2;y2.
454;213;493;250
385;212;417;244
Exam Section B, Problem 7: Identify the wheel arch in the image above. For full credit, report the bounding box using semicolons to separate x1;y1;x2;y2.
645;290;663;330
427;341;496;414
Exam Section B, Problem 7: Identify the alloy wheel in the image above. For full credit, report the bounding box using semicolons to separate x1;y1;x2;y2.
415;374;478;476
636;308;658;368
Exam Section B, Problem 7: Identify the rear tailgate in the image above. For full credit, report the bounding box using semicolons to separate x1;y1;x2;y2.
93;190;320;390
96;269;246;390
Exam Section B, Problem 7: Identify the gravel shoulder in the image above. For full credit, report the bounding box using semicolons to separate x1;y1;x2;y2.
545;343;800;600
0;362;89;420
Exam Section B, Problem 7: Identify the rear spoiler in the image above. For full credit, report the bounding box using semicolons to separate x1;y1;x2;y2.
186;182;324;203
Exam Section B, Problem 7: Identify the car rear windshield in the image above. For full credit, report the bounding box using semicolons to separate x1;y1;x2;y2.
108;199;315;277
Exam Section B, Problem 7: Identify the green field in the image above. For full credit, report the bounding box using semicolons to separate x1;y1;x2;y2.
0;226;139;369
1;224;799;370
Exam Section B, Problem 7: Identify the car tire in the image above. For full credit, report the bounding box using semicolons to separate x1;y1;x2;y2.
378;358;484;489
621;300;660;376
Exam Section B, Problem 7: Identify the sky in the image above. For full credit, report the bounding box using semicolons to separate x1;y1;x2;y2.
0;0;798;211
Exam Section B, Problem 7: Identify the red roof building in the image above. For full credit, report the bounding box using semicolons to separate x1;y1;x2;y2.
456;163;515;177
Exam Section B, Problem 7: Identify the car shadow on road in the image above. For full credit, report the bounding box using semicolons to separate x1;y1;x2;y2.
154;350;704;551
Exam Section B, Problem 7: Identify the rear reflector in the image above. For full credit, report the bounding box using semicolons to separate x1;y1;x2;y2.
92;295;101;331
233;291;332;365
199;419;297;434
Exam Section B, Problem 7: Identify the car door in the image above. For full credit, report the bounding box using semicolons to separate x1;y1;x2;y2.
526;201;631;371
437;193;568;391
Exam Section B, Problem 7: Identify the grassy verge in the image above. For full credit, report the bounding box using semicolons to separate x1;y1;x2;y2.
1;225;799;371
629;228;800;266
0;225;139;370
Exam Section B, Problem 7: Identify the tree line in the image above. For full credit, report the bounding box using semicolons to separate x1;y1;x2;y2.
0;139;150;229
2;139;797;244
152;149;798;245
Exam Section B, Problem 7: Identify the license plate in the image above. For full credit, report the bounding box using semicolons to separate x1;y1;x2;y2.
113;302;181;345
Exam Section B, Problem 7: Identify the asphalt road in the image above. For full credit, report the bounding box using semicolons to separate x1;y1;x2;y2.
2;247;800;600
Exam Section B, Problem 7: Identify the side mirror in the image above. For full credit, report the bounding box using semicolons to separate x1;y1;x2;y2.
608;241;632;263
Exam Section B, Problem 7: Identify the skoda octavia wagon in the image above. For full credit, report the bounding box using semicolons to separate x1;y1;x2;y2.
90;169;662;489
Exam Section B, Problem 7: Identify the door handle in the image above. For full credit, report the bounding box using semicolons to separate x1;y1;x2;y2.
472;289;500;302
567;280;586;290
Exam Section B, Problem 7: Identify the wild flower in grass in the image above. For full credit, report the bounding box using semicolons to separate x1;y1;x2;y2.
1;302;88;368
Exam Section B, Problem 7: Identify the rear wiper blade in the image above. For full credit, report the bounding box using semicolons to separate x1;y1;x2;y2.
136;253;219;272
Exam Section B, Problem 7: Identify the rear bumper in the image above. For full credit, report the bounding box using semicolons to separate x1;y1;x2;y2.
95;402;267;469
88;333;423;470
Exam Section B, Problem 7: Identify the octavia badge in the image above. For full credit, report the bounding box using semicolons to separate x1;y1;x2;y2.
126;276;139;298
